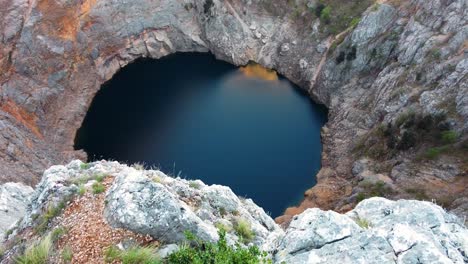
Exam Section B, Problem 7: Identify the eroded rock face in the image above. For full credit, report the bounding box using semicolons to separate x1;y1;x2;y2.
0;0;467;221
3;161;468;264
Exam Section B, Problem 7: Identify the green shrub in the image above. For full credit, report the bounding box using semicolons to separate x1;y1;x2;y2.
92;182;105;194
441;130;458;144
424;146;448;159
168;230;267;264
61;246;73;263
234;219;255;243
320;6;331;22
15;235;52;264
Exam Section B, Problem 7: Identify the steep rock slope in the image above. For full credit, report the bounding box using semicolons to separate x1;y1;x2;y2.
0;0;466;220
1;161;467;263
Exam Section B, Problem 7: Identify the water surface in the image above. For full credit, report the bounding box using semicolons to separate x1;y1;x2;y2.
75;53;327;216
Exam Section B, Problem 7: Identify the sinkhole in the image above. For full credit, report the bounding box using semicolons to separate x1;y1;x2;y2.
75;53;327;216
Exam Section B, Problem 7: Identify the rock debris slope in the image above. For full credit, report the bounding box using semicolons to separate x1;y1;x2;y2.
1;161;467;263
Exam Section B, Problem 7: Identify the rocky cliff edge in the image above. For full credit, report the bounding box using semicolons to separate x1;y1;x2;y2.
1;160;467;263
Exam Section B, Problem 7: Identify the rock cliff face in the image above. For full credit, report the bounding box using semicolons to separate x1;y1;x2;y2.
1;161;467;263
0;0;467;221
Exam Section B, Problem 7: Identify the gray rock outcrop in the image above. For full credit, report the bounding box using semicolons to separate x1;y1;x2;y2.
3;161;467;264
104;165;282;246
271;198;468;263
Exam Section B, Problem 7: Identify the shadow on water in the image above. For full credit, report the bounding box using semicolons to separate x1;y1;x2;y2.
75;52;328;217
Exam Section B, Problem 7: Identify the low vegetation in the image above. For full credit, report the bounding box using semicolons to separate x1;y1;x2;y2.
260;0;372;35
61;246;73;263
78;184;86;196
313;0;374;34
168;230;268;264
234;219;255;244
104;245;160;264
356;181;393;202
80;163;91;170
188;181;200;189
354;217;371;229
92;182;105;194
69;172;106;186
50;227;67;243
34;200;68;234
15;235;52;264
353;111;463;163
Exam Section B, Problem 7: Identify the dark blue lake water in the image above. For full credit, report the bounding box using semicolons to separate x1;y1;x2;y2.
75;53;327;216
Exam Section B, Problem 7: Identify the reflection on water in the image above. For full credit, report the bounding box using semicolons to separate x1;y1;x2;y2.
239;63;278;81
75;53;327;217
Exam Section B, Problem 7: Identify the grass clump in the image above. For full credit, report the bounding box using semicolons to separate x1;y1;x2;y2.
92;182;105;194
35;200;68;234
51;227;67;243
355;217;371;229
104;245;160;264
61;246;73;263
234;219;255;244
104;245;121;263
121;247;160;264
78;184;86;196
70;173;106;186
168;230;267;264
215;222;232;233
188;181;200;189
15;235;52;264
80;163;91;170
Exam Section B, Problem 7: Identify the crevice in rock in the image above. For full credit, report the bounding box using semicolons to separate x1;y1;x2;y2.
289;234;352;256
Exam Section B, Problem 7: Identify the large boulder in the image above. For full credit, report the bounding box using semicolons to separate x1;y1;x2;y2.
269;197;468;263
103;166;283;246
0;182;33;238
